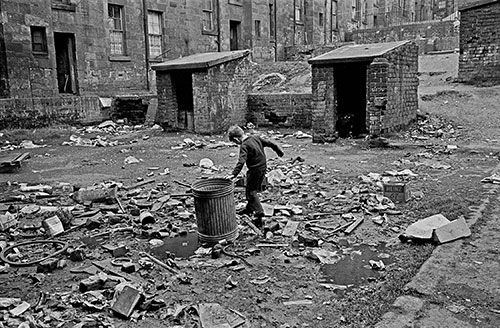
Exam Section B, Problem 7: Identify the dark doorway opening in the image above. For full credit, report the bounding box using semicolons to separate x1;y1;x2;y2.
334;62;368;138
54;33;77;94
230;21;240;51
171;71;194;130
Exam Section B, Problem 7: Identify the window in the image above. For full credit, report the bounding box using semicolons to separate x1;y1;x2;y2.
363;0;368;24
319;12;324;27
254;20;261;37
351;0;357;20
295;0;304;23
108;5;125;56
203;0;216;32
31;27;47;54
269;3;275;38
148;11;163;59
331;0;338;30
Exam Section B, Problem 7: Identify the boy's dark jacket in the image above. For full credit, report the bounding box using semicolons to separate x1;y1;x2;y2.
231;135;283;176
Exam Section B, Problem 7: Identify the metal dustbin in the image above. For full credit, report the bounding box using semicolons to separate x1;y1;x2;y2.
191;178;238;243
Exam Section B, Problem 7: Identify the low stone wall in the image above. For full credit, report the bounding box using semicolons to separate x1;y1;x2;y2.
0;96;107;129
247;93;312;128
349;20;458;54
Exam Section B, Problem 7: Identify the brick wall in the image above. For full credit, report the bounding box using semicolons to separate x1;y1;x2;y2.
247;93;312;128
192;55;252;134
0;96;106;129
311;64;336;139
458;2;500;86
349;20;458;54
377;42;419;134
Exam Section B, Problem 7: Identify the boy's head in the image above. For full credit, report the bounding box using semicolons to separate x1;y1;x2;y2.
228;125;244;144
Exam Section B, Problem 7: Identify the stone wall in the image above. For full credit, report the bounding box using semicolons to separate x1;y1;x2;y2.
0;96;106;129
459;1;500;86
247;93;312;128
192;55;252;134
349;20;458;54
311;64;336;140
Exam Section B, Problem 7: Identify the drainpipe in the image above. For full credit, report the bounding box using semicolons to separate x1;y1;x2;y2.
142;0;150;91
293;0;296;46
324;0;327;44
274;0;277;61
216;0;221;52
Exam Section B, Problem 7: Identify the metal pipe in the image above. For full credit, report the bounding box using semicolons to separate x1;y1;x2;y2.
216;0;221;52
142;0;150;91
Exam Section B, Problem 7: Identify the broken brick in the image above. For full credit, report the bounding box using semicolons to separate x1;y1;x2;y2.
433;217;471;244
111;285;142;318
37;258;59;273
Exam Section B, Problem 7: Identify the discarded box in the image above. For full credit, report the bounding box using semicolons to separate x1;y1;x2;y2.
42;216;64;236
383;182;410;203
111;285;142;318
433;217;471;244
0;213;17;232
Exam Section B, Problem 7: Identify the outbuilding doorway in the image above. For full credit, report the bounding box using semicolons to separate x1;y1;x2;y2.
334;62;368;138
171;71;194;130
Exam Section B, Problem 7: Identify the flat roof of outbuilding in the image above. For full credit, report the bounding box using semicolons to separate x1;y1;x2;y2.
459;0;499;11
151;50;251;72
308;41;411;64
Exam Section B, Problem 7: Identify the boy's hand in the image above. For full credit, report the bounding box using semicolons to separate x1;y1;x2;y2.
224;174;236;180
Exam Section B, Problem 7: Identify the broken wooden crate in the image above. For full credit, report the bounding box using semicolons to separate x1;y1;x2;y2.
0;153;30;173
383;181;410;203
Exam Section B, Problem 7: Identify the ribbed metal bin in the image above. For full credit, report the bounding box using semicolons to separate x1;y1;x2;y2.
191;178;238;243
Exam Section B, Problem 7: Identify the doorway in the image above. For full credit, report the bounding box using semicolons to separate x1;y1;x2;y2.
230;20;240;51
171;71;194;130
54;33;77;94
334;62;368;138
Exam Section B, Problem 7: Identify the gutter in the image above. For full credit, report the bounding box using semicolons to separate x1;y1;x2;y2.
142;0;150;90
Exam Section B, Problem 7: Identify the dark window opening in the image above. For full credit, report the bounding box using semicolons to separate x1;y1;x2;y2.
269;3;275;38
334;63;368;138
319;13;324;26
254;20;261;37
230;20;240;50
31;27;48;54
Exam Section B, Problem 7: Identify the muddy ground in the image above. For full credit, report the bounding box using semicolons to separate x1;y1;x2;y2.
0;53;500;328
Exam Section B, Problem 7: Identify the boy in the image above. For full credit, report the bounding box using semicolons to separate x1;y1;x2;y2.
225;126;284;224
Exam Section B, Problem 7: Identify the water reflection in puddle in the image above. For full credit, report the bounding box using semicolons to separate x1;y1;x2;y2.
319;243;393;286
150;232;199;259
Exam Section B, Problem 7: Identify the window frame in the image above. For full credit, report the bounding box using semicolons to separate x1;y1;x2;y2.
295;0;304;23
202;0;217;35
108;4;126;57
148;10;163;61
319;12;324;27
331;0;338;31
30;26;48;55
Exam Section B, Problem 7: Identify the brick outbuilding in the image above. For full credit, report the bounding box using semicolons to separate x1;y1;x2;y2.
458;0;500;86
308;41;419;140
152;50;252;134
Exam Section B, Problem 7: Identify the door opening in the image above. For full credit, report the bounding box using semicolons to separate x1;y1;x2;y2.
54;33;77;94
334;62;368;138
172;71;194;131
230;20;240;51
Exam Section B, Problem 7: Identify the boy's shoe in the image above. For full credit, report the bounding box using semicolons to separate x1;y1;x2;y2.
252;213;264;229
237;208;253;215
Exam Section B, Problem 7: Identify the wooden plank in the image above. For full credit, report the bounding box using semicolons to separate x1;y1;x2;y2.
282;220;300;237
344;217;364;234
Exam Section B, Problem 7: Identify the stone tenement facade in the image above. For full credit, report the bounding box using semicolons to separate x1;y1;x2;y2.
153;51;252;134
309;41;418;140
247;93;313;128
458;0;500;86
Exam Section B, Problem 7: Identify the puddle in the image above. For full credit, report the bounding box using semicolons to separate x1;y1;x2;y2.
150;232;199;259
319;243;393;287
